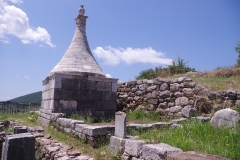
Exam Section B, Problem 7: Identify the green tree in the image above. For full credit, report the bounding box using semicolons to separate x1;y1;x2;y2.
234;41;240;67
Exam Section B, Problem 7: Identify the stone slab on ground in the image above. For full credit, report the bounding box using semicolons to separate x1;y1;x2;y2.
2;133;35;160
166;151;229;160
142;143;183;160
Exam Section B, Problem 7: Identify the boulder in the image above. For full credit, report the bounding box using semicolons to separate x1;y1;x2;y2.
210;108;240;128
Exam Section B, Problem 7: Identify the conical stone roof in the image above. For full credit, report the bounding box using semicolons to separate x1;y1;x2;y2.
49;6;106;78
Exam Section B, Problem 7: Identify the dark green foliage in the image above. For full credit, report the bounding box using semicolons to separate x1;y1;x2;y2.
135;68;158;80
168;57;195;74
135;57;195;80
10;91;42;103
234;41;240;67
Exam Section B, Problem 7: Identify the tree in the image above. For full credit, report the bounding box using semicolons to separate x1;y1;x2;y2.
234;41;240;67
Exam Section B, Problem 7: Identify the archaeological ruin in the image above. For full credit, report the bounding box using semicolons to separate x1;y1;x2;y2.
38;5;118;126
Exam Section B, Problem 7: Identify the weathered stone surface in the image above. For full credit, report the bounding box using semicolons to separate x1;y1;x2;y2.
170;83;179;92
166;151;229;160
182;88;193;97
124;140;144;158
154;78;166;85
148;99;158;105
181;105;196;118
13;126;28;134
169;106;182;113
158;102;167;109
160;83;169;91
147;85;157;92
115;112;126;138
175;97;189;106
83;126;107;136
160;90;170;99
142;143;183;160
109;136;126;156
174;92;183;98
2;133;35;160
135;91;142;96
210;108;240;128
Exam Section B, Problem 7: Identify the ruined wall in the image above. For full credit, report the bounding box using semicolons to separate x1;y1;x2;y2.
117;77;240;118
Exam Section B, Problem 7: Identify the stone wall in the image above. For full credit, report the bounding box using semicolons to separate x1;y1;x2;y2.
117;77;240;118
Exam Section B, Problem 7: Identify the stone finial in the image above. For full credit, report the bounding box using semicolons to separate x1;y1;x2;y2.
75;5;88;28
78;5;85;16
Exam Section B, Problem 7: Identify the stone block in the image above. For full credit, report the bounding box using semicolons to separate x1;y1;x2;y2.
124;139;144;158
59;100;77;111
83;126;107;136
13;126;28;134
142;143;183;160
81;79;91;90
77;90;88;101
2;133;35;160
109;136;126;156
115;112;126;138
75;124;90;134
56;118;72;128
166;151;229;160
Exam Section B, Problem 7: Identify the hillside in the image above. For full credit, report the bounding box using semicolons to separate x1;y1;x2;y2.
10;91;42;104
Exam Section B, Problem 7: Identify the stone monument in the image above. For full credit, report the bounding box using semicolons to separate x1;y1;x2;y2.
38;5;118;126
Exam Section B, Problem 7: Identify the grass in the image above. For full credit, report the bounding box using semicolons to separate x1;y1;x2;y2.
129;119;240;160
191;76;240;91
126;109;169;124
0;112;39;126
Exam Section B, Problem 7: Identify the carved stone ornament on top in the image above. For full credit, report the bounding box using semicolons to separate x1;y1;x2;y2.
75;5;88;28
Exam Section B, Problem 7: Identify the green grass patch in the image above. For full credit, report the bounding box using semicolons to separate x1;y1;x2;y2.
126;110;169;123
129;120;240;159
0;112;39;126
191;76;240;91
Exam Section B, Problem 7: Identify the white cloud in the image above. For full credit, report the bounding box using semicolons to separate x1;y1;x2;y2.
24;75;29;79
105;74;112;78
0;0;55;47
93;46;173;66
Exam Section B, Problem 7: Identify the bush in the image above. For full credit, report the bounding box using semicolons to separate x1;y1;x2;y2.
135;57;195;80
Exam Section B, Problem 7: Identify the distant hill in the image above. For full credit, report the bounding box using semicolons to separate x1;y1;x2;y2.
10;91;42;104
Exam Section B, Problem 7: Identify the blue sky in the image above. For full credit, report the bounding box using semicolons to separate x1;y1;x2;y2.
0;0;240;100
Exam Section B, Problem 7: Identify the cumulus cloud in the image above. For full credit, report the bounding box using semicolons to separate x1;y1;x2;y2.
93;46;173;66
24;75;29;79
0;0;55;47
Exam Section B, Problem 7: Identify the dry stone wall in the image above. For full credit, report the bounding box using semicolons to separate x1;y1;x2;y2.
117;77;240;118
